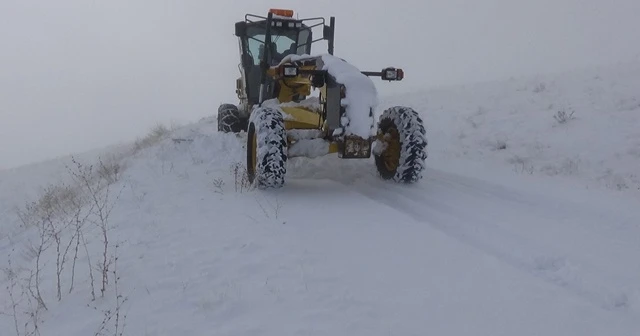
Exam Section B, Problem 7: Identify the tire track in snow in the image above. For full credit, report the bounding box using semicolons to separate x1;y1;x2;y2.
347;171;636;313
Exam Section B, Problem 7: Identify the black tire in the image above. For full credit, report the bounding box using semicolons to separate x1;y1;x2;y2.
374;106;428;183
218;103;247;133
246;107;288;189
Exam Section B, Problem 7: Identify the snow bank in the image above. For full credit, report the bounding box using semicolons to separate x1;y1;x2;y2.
382;60;640;194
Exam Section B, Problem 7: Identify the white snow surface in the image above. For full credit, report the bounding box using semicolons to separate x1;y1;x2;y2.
288;138;330;158
2;62;640;336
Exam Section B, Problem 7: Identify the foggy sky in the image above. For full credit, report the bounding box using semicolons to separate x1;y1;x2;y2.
2;0;640;169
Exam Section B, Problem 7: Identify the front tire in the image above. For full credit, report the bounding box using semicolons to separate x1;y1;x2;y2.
374;106;427;183
246;107;288;189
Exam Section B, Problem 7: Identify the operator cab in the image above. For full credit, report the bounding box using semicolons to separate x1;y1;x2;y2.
246;23;311;66
234;9;334;106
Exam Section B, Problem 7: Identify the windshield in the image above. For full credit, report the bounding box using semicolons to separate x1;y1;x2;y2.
246;26;311;65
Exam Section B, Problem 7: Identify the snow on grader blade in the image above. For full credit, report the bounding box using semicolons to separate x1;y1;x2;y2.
217;8;427;189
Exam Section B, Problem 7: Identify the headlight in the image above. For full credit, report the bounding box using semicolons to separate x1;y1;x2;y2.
384;69;397;80
381;67;404;81
282;65;299;77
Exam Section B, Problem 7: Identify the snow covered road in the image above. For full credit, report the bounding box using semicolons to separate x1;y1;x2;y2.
269;158;640;335
2;124;639;335
353;169;640;312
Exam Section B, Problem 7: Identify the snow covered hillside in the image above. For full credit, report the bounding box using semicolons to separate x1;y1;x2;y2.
1;61;640;336
382;60;640;194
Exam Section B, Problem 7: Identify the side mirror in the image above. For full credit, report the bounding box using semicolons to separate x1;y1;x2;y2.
323;25;334;40
235;22;247;37
324;17;335;55
323;17;335;40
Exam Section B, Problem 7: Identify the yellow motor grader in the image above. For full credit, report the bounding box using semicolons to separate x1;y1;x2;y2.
218;9;427;189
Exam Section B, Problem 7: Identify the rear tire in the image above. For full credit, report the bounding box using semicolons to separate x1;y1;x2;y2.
374;106;427;183
218;103;247;133
246;107;288;189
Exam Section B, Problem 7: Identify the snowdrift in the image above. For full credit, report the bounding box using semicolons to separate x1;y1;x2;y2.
382;60;640;194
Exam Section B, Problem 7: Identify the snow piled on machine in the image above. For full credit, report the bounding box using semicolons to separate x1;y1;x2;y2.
319;54;379;138
262;96;324;116
278;53;379;138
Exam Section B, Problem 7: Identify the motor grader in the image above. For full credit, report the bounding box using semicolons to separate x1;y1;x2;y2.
218;8;427;189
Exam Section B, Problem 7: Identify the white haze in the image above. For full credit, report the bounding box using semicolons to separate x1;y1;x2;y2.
1;0;639;169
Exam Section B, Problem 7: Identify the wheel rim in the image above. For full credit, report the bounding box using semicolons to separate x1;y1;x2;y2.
382;127;401;172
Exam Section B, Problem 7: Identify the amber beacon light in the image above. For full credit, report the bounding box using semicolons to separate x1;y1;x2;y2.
269;8;294;17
